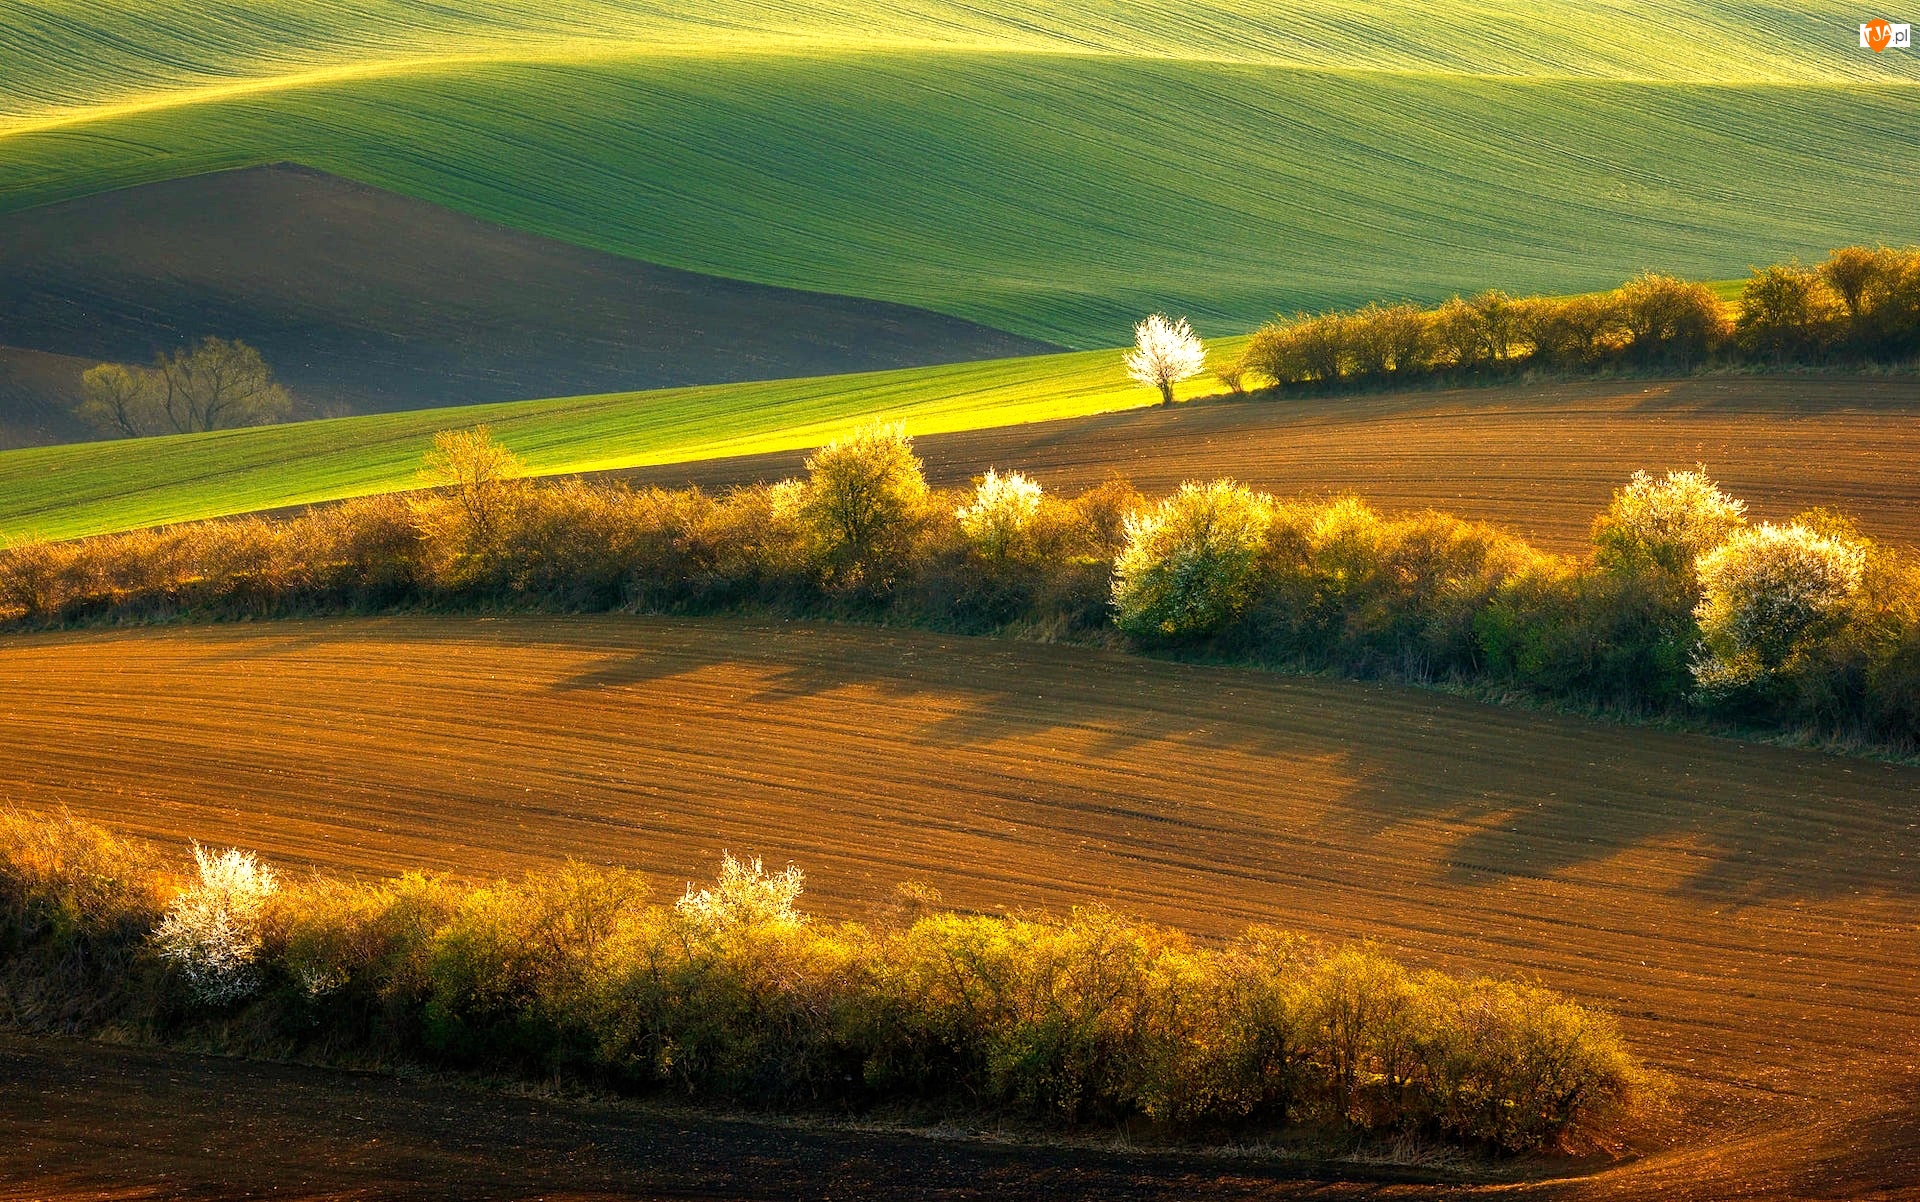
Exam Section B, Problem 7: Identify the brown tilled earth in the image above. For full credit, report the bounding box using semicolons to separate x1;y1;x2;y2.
2;616;1917;1199
620;374;1920;553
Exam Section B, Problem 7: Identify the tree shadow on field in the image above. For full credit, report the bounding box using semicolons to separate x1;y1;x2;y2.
135;616;1920;912
547;620;1093;750
1316;693;1920;907
1621;374;1920;418
147;616;590;664
546;644;712;692
545;618;1920;909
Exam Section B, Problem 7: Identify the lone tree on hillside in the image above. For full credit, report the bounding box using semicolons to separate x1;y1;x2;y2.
75;337;292;438
1125;314;1206;405
420;425;526;547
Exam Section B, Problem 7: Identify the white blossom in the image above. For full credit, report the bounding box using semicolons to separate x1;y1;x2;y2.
956;469;1044;557
152;843;279;1005
676;853;806;934
1125;314;1207;404
1693;522;1866;687
1595;468;1747;572
1112;480;1272;636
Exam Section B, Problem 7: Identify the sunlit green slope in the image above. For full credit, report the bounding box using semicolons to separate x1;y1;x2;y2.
3;49;1915;346
0;340;1236;542
2;0;1913;129
1;3;1916;346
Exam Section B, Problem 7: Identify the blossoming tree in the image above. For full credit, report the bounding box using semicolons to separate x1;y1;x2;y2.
1125;314;1206;405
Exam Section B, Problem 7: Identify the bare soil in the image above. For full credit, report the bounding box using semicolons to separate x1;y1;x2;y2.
0;345;94;446
2;615;1917;1198
619;374;1920;553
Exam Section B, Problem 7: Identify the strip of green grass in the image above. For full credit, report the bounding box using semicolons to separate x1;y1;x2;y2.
0;340;1241;543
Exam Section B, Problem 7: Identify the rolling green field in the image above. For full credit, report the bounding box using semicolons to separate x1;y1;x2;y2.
5;0;1914;121
0;3;1914;346
0;340;1236;542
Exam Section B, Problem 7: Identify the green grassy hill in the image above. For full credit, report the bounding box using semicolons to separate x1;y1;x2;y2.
4;0;1913;120
0;339;1238;542
1;3;1914;346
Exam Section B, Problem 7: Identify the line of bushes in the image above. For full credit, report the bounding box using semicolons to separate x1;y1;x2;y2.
0;809;1650;1152
1112;472;1919;750
1227;246;1920;390
2;424;1914;754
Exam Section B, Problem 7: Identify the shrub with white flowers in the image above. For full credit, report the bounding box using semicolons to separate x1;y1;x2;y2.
152;843;279;1005
1692;522;1867;689
1593;468;1747;577
956;469;1044;559
676;853;806;936
1125;314;1207;406
1112;480;1272;638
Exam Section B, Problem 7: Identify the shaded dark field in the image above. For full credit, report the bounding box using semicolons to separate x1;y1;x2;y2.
0;164;1058;448
618;374;1920;553
0;346;93;447
1;615;1917;1199
0;1034;1456;1202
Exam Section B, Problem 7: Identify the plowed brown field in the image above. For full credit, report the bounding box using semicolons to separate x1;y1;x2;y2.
3;615;1917;1199
623;375;1920;553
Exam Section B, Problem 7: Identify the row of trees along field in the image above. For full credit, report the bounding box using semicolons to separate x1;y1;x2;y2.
1220;247;1920;391
0;809;1649;1151
1;425;1914;753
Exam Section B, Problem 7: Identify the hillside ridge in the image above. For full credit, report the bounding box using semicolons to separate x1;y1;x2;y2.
0;162;1060;447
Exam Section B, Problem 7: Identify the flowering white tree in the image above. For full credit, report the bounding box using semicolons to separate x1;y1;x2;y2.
1125;314;1207;405
956;469;1044;558
1112;479;1272;637
1692;522;1867;689
1592;468;1747;577
152;843;279;1005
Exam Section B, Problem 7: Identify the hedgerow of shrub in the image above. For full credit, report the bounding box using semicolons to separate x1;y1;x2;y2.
1112;480;1272;638
1;434;1915;753
1234;246;1917;390
0;812;1653;1152
0;807;175;1030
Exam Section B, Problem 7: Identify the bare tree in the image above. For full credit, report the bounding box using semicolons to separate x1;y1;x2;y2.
154;338;292;433
1818;246;1887;319
76;363;162;437
796;421;928;578
74;338;293;438
420;425;526;546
